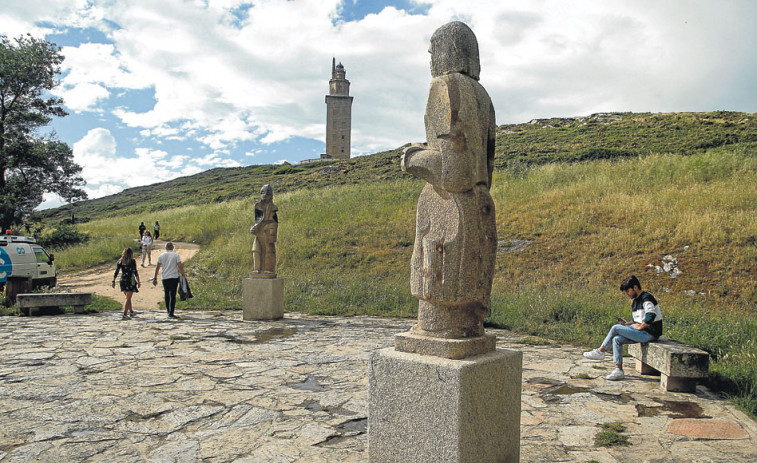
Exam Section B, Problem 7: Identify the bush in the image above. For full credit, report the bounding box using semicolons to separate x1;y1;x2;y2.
36;225;89;249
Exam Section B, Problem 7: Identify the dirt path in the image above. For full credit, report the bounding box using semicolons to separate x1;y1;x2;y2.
56;241;200;311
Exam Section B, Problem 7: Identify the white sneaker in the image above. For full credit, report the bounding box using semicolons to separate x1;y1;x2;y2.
606;368;625;381
583;348;605;361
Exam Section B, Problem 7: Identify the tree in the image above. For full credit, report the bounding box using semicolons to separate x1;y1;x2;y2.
0;34;86;230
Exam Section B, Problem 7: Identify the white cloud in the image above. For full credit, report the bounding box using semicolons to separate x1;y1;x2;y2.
56;82;110;112
6;0;757;186
71;128;236;199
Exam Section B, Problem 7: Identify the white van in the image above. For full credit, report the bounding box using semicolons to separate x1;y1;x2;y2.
0;235;57;290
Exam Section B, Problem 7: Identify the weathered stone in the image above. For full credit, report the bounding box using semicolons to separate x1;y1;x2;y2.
628;337;709;392
242;277;284;320
368;347;522;463
400;20;497;343
249;184;278;277
394;331;496;359
16;292;92;314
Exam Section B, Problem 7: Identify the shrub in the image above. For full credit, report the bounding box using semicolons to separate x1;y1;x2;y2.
36;225;89;249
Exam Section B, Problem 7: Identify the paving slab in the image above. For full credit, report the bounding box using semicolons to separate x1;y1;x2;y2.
0;311;755;462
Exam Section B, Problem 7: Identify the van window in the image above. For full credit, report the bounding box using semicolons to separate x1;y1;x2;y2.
33;247;50;263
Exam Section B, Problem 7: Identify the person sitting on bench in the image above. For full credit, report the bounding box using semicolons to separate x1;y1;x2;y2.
583;275;663;381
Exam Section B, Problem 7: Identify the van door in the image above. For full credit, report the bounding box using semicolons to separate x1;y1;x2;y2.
9;244;35;279
31;245;56;287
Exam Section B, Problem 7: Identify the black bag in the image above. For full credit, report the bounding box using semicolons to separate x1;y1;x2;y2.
178;275;193;301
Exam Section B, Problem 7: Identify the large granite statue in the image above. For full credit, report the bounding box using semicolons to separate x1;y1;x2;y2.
250;184;278;276
401;21;497;339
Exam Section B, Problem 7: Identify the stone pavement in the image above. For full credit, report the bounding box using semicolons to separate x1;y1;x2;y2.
0;311;755;463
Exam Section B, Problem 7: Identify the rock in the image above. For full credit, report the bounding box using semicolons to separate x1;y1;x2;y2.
497;239;532;253
668;419;749;440
319;166;341;175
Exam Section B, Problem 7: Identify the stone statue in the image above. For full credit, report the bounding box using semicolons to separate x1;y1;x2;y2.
250;184;278;276
401;21;497;339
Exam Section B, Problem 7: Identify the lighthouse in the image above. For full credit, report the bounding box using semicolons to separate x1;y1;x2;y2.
325;58;353;159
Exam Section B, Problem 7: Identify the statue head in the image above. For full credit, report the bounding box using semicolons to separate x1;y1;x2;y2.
429;21;480;81
259;184;273;201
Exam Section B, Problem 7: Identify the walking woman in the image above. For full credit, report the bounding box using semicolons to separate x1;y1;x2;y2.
141;230;153;266
112;247;141;319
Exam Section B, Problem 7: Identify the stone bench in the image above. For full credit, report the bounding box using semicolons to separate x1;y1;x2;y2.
628;337;709;393
16;293;93;316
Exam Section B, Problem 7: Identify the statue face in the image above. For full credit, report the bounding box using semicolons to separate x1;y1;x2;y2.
259;184;273;201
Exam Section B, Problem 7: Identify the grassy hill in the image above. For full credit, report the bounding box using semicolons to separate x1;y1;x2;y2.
36;111;757;222
31;111;757;416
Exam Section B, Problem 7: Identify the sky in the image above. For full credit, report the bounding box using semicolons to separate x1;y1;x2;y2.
2;0;756;209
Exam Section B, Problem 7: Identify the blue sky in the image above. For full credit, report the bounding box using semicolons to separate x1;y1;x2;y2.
2;0;756;208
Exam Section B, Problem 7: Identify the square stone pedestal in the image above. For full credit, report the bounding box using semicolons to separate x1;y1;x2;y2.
368;347;522;463
242;277;284;321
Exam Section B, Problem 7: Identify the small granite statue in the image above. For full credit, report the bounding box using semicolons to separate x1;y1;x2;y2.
401;21;497;339
250;184;278;276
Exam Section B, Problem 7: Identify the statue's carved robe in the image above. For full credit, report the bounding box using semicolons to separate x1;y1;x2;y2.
252;201;278;273
408;72;497;312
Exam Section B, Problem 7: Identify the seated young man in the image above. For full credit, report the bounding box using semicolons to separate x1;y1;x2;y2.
583;275;663;381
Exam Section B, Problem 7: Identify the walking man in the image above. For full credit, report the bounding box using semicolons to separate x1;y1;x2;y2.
152;242;186;318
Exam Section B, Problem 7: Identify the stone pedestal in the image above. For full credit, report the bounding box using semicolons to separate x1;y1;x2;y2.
368;347;522;463
242;277;284;321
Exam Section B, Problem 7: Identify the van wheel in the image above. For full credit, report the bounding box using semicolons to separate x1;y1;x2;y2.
32;279;55;290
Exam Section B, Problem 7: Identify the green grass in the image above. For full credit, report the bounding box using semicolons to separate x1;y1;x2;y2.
595;426;631;447
86;295;123;313
495;111;757;168
601;422;626;433
595;422;631;447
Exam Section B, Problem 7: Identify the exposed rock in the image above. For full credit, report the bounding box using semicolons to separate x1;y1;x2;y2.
497;239;532;253
319;165;341;175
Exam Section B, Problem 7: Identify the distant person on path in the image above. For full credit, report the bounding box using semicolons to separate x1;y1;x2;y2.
112;247;141;320
152;242;186;318
140;231;153;267
583;275;663;381
138;222;146;239
153;221;161;240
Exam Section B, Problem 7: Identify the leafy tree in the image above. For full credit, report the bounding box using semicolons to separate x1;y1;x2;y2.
0;34;86;230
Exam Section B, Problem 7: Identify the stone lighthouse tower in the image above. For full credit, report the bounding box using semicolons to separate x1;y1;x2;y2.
325;58;353;159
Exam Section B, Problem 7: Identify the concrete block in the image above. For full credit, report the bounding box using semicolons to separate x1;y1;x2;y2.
369;347;522;463
242;278;284;321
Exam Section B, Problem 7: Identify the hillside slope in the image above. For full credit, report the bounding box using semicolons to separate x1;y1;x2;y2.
36;111;757;222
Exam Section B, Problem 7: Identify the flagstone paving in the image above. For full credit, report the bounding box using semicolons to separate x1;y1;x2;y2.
0;311;755;462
